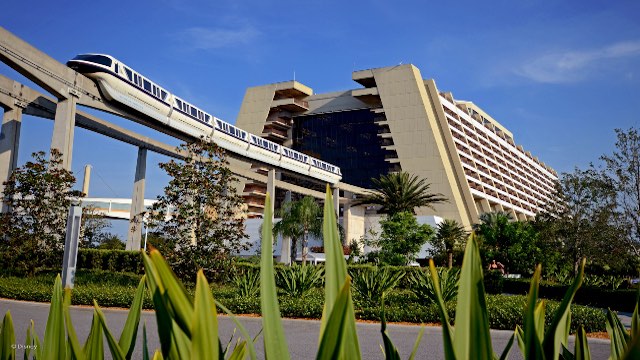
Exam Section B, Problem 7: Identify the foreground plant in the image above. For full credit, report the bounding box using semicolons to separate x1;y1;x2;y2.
1;187;639;359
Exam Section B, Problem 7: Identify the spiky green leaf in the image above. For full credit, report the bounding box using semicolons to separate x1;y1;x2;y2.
1;311;16;360
43;275;65;360
191;270;218;360
63;289;85;360
260;193;290;360
118;275;145;359
452;233;493;360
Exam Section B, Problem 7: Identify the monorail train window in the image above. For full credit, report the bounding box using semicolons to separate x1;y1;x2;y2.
143;80;152;92
114;63;119;74
72;55;112;67
161;90;167;100
124;68;133;81
205;114;211;123
191;108;198;117
176;99;182;108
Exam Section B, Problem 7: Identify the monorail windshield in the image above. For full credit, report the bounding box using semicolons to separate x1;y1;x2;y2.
70;54;112;67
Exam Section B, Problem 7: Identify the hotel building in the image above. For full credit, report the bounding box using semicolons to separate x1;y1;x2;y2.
235;64;557;228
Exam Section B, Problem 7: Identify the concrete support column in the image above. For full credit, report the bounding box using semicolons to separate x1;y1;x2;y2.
479;198;492;214
279;190;292;265
0;107;22;212
127;147;147;250
266;169;275;217
508;208;518;221
50;97;77;170
332;186;340;218
81;165;92;196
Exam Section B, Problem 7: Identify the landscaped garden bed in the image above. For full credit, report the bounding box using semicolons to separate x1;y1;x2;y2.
0;267;608;333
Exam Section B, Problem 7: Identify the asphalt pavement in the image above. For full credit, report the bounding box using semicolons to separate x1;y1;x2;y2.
0;298;613;359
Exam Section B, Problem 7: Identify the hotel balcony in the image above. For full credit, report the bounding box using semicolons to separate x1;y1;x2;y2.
352;87;381;106
265;113;293;130
352;69;377;87
270;97;309;112
262;127;289;142
272;80;313;98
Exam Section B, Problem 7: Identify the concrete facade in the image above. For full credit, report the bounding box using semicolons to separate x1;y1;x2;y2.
236;64;558;228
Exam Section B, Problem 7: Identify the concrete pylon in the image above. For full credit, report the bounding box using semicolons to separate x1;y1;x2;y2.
81;165;92;196
266;169;275;216
332;186;340;218
279;190;292;265
0;107;22;213
50;97;77;170
126;147;147;250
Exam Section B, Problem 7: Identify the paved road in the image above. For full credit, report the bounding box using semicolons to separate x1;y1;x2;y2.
0;299;612;359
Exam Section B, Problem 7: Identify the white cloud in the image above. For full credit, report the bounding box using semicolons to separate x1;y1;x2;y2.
515;40;640;84
176;26;259;50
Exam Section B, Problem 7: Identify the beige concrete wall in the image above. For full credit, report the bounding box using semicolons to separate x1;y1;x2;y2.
371;65;474;228
236;84;277;133
343;203;366;245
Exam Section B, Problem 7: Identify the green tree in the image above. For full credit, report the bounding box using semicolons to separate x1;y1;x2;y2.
354;172;447;214
97;233;125;250
0;149;83;275
474;212;549;275
601;127;640;257
144;138;248;278
368;211;434;265
273;196;322;264
536;167;626;274
473;211;513;263
80;205;111;248
432;219;467;268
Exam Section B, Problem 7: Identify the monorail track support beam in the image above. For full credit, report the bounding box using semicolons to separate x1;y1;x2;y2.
0;104;23;213
50;97;77;170
126;147;147;250
278;190;292;265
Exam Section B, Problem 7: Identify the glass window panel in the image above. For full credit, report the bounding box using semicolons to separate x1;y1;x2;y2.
293;109;383;188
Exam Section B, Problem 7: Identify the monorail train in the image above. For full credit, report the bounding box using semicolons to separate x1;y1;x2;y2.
66;54;342;184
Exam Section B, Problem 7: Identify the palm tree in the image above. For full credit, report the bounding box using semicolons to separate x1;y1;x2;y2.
354;172;447;214
473;211;513;264
272;196;322;264
435;219;467;268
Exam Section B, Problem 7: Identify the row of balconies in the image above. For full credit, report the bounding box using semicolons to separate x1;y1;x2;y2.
447;110;557;180
462;160;550;207
449;123;556;195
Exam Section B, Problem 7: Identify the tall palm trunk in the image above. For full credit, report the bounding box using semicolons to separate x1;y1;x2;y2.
302;229;309;265
448;251;453;269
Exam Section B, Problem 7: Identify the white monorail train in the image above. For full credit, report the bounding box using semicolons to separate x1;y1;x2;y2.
66;54;342;184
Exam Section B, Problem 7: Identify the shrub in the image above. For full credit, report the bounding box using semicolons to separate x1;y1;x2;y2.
276;263;324;297
408;267;459;304
279;289;325;318
483;269;504;294
503;277;639;312
350;266;404;307
231;268;260;298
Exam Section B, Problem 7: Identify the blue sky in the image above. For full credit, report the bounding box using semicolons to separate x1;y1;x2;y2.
1;1;639;221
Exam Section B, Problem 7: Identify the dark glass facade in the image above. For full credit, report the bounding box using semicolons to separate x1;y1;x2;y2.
292;109;391;188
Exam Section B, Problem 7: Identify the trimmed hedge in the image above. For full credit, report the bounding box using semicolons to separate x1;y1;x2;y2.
76;249;143;274
0;271;606;332
503;278;638;312
0;249;144;275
